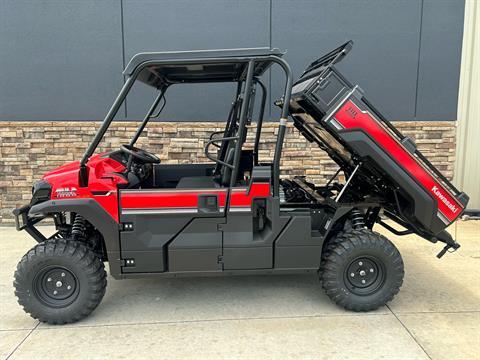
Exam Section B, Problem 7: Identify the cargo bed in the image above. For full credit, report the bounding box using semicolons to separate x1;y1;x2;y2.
288;41;468;237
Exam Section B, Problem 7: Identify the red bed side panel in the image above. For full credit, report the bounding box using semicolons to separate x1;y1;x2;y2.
334;100;463;223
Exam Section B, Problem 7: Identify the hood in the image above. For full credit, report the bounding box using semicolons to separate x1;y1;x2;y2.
43;160;81;180
40;153;127;196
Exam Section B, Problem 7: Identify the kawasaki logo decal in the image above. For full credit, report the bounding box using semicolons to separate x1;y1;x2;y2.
431;186;458;214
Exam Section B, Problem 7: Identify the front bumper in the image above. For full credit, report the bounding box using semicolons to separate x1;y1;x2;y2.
14;179;52;232
12;204;47;242
13;204;31;231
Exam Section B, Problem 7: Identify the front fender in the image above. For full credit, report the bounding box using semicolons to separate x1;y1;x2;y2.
29;198;122;278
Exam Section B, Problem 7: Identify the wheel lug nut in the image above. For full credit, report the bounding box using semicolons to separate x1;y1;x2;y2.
53;290;58;295
370;268;374;273
61;272;65;277
47;278;52;282
67;285;71;290
358;261;363;266
350;273;355;277
361;280;366;284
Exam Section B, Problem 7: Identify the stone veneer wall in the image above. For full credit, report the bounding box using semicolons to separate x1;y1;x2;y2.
0;121;456;224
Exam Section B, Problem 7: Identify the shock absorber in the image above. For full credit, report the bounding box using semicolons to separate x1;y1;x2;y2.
71;214;86;240
350;208;365;229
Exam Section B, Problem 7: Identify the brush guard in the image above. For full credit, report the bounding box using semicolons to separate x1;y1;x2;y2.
13;205;48;242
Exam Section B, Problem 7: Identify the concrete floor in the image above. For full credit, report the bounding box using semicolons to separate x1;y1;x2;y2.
0;221;479;360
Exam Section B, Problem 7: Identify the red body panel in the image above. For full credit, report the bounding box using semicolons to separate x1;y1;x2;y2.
334;100;463;223
120;183;271;210
43;153;127;222
42;152;270;220
230;183;271;207
121;189;228;209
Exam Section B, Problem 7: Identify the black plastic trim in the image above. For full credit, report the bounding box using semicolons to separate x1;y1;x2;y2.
30;180;51;206
29;199;122;277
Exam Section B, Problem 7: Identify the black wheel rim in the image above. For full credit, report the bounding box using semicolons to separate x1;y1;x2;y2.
34;266;79;307
344;256;386;296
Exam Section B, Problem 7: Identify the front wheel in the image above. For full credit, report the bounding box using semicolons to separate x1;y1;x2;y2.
320;229;404;311
14;239;107;324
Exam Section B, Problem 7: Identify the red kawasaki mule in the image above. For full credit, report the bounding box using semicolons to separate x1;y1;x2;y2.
13;42;468;324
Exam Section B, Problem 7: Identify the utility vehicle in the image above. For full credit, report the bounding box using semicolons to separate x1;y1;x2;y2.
13;42;469;324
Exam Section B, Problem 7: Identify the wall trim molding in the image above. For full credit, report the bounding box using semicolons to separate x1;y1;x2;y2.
455;0;479;209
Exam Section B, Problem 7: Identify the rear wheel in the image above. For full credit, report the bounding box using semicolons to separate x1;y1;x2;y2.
14;239;107;324
320;229;404;311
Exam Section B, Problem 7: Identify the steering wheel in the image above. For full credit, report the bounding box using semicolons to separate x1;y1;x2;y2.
120;145;160;164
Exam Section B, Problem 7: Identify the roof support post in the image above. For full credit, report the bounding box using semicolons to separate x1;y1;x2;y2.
271;57;293;197
253;79;267;166
81;76;136;167
229;60;255;188
130;86;167;146
214;81;244;175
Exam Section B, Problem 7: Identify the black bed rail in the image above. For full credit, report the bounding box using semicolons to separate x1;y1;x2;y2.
300;40;353;79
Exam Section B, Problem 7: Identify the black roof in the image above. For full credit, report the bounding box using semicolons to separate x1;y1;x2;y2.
123;47;284;88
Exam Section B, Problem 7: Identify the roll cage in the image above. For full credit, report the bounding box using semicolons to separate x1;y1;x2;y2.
79;47;293;195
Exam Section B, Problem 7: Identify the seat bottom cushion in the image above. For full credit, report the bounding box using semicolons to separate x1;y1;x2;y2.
176;176;219;189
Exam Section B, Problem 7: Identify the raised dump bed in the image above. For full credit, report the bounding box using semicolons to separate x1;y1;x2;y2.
289;41;469;237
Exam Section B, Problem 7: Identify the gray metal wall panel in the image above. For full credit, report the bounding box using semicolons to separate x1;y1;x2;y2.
0;0;466;121
122;0;270;121
271;0;422;121
0;0;124;121
415;0;465;120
